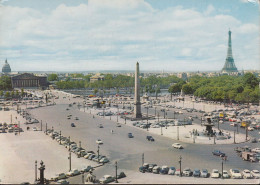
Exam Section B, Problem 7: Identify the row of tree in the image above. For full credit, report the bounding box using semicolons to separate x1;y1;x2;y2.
55;74;183;90
0;89;25;99
168;73;259;103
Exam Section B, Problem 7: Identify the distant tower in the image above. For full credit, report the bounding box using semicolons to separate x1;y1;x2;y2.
221;30;238;73
134;62;142;118
2;59;11;73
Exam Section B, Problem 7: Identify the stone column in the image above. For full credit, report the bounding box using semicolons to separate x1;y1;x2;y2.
134;62;142;118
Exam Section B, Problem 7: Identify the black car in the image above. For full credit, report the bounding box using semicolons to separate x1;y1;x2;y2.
71;123;76;127
128;133;133;138
146;136;155;141
212;150;225;157
139;166;146;173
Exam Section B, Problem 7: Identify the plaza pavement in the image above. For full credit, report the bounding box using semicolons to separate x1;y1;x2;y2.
0;110;97;184
86;107;248;145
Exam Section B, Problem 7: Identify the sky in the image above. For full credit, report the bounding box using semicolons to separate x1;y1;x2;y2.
0;0;259;72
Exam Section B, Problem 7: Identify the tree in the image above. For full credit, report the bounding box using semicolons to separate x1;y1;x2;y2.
48;74;58;81
243;72;259;89
21;88;24;97
0;90;3;97
15;90;19;97
182;84;193;94
5;91;10;99
11;90;14;98
94;88;98;95
155;87;161;99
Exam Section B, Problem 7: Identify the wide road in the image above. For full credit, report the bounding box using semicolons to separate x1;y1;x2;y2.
28;99;260;183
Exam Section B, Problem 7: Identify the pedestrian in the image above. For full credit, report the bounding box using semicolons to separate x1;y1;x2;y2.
111;129;114;134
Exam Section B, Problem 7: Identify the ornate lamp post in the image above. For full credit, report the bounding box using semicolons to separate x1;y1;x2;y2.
179;156;182;177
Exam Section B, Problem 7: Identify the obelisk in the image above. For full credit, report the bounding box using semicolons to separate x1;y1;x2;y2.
134;62;142;118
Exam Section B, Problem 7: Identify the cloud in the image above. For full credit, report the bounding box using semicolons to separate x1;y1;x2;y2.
204;4;215;15
0;0;258;72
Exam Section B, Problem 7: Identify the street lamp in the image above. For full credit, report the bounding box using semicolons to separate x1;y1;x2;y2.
35;160;37;181
97;144;100;163
221;159;224;179
142;153;144;166
177;126;179;140
115;161;118;183
45;123;47;135
179;156;182;177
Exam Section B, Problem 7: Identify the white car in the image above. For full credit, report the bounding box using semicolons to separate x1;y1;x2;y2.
230;169;242;179
252;148;260;153
222;170;230;178
32;127;37;131
172;143;183;149
251;170;260;179
211;169;220;178
242;169;253;179
99;175;115;184
96;139;103;145
66;169;80;177
248;127;254;131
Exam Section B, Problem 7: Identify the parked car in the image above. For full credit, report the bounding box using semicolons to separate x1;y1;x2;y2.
201;169;209;178
160;166;169;174
66;169;80;177
152;166;160;174
147;164;157;172
117;172;126;179
51;173;66;181
80;166;92;173
252;148;260;153
172;143;183;149
56;179;69;184
212;150;225;157
146;136;155;141
128;133;133;138
211;169;220;178
168;167;176;175
175;169;181;176
71;123;75;127
251;170;260;179
100;157;109;163
242;169;253;179
99;175;115;184
96;139;103;144
183;168;192;176
230;169;242;179
193;169;200;177
139;166;146;173
222;170;230;179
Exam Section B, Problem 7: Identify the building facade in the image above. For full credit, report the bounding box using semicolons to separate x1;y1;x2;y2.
11;73;48;88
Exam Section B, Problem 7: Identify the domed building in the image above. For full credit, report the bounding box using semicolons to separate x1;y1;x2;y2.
2;59;11;73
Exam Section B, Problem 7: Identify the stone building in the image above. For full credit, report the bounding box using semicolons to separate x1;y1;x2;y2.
90;73;104;83
11;73;48;89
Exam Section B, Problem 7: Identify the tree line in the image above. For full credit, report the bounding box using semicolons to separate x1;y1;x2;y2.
168;73;259;103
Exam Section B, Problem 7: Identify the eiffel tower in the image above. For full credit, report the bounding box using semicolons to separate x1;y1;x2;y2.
221;30;238;73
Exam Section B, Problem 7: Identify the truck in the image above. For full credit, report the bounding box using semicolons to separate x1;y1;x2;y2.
242;152;257;162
